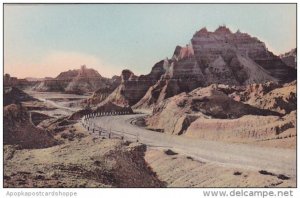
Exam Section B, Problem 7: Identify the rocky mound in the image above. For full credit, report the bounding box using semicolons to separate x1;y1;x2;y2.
231;81;296;114
55;69;79;80
145;81;296;145
185;110;296;143
64;65;107;94
100;61;166;106
4;87;37;106
33;65;118;94
188;86;281;118
30;112;52;126
3;104;58;149
83;75;121;106
4;138;165;187
280;48;297;69
32;80;67;92
146;84;281;135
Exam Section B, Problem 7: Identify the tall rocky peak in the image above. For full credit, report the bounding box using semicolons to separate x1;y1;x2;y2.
147;60;168;80
198;27;208;34
101;62;167;106
133;26;296;109
92;25;296;108
172;44;194;61
191;26;296;82
172;46;182;60
121;69;136;82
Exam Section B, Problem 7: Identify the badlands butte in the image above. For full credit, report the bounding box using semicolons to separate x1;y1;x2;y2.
4;26;297;187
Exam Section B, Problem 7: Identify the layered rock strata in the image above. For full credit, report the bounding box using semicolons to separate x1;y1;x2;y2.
33;65;119;94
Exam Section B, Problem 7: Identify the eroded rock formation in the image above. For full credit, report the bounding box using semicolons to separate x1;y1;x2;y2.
145;81;296;144
133;26;296;109
280;48;297;69
4;87;37;106
228;81;296;114
4;104;58;149
100;61;167;106
33;65;119;94
185;110;296;143
84;77;120;106
192;26;296;82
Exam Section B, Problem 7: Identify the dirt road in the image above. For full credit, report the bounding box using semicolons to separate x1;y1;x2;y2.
25;91;89;114
90;114;296;178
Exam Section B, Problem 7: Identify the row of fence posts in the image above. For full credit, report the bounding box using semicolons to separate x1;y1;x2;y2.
80;111;139;142
83;111;131;119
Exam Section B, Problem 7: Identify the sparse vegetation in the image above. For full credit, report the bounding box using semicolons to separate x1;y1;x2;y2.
164;149;178;155
233;171;242;176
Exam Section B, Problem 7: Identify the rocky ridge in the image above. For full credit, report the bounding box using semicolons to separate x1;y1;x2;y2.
280;48;297;69
4;74;36;89
102;26;296;108
33;65;120;94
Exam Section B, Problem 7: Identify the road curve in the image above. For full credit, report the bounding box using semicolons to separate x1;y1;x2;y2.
89;114;296;178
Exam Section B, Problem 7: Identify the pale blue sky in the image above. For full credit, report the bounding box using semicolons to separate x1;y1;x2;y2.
4;4;296;78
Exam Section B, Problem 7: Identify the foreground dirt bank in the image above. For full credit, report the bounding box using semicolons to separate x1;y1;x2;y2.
4;136;165;187
145;148;295;187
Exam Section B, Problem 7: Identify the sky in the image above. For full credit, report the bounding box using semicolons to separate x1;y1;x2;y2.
4;4;296;78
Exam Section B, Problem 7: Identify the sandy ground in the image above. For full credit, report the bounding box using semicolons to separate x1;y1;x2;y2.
4;123;164;188
145;148;295;187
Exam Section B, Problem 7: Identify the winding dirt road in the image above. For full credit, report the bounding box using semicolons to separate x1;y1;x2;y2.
90;114;296;178
24;90;296;180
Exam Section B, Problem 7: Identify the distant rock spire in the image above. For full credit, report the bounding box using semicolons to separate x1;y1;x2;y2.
81;64;87;70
